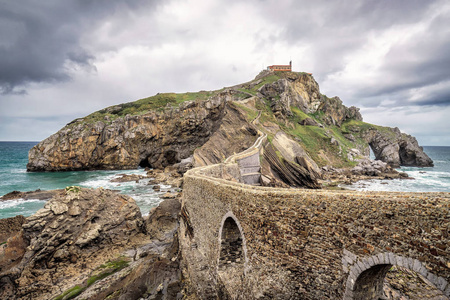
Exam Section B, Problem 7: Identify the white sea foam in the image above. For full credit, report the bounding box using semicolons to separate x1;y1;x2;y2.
0;198;45;210
344;170;450;192
76;169;168;215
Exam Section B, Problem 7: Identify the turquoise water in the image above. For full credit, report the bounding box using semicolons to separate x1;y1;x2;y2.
0;142;449;219
0;141;174;219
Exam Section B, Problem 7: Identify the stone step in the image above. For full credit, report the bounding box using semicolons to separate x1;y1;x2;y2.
240;166;260;174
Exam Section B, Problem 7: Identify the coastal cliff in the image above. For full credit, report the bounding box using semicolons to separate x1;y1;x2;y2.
0;188;182;300
27;71;433;186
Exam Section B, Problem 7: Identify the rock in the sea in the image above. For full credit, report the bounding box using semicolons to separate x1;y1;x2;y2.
363;127;433;167
0;189;63;201
110;173;146;183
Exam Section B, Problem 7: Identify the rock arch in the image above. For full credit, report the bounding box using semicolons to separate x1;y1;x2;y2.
343;251;449;299
217;211;248;274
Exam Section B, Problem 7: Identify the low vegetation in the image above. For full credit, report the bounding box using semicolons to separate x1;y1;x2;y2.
53;257;130;300
70;90;218;126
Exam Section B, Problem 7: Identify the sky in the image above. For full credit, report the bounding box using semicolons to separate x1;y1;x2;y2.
1;0;449;146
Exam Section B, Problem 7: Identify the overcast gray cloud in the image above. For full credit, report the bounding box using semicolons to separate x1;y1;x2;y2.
0;0;449;145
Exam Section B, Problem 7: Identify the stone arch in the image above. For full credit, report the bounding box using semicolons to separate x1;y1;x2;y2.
217;211;248;274
343;252;449;299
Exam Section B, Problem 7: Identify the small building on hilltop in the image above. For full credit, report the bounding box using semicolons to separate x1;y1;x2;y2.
267;61;292;71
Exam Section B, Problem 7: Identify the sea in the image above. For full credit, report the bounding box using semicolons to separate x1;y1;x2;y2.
0;141;177;219
0;142;449;219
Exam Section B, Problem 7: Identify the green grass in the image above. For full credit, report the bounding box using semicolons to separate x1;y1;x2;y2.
71;91;217;126
237;73;281;96
53;257;129;300
340;119;374;134
65;186;81;193
53;285;83;300
232;102;259;122
290;107;310;123
99;257;129;270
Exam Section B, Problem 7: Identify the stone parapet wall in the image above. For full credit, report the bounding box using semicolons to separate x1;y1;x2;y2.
180;163;450;299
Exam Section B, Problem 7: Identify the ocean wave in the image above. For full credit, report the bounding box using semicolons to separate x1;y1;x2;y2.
0;198;46;210
344;171;450;192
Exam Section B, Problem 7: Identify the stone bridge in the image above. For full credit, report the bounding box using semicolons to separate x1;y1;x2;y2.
179;137;450;299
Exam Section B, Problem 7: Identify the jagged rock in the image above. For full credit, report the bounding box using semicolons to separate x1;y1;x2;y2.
193;102;258;167
145;198;180;241
111;174;146;183
77;198;182;300
259;72;321;117
299;117;319;126
1;189;63;201
317;96;362;127
363;127;433;167
343;133;356;142
351;158;397;177
330;137;339;146
0;188;144;300
263;142;321;189
271;131;322;180
27;93;229;171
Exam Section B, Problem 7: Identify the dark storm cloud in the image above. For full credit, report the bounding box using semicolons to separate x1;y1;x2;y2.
0;0;161;94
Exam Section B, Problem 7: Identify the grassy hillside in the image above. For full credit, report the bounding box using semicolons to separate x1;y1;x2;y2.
75;91;218;125
68;70;376;168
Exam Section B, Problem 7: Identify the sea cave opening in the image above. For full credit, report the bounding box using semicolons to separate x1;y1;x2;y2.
139;157;152;168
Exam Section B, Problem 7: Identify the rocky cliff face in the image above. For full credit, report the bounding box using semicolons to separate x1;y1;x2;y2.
27;93;229;171
317;95;363;127
27;70;432;178
0;187;144;299
193;101;259;167
0;188;183;300
346;125;434;168
259;72;322;117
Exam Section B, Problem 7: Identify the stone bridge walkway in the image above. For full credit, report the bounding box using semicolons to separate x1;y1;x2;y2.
180;128;450;299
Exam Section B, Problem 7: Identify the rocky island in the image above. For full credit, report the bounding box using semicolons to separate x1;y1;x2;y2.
27;70;432;188
2;70;447;300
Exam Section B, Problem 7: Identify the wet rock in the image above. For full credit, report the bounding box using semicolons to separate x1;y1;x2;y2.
1;189;63;201
111;174;146;183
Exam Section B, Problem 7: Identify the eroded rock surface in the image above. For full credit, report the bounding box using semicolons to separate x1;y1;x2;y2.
193;102;258;167
259;72;322;116
362;127;434;167
0;188;144;300
27;94;228;171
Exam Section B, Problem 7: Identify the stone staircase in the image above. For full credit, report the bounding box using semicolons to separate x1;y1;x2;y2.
236;152;261;186
223;109;266;186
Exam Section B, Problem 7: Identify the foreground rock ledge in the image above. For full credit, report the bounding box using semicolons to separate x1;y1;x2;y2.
0;187;182;300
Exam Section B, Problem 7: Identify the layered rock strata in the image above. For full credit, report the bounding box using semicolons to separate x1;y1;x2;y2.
0;188;183;300
27;93;228;171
